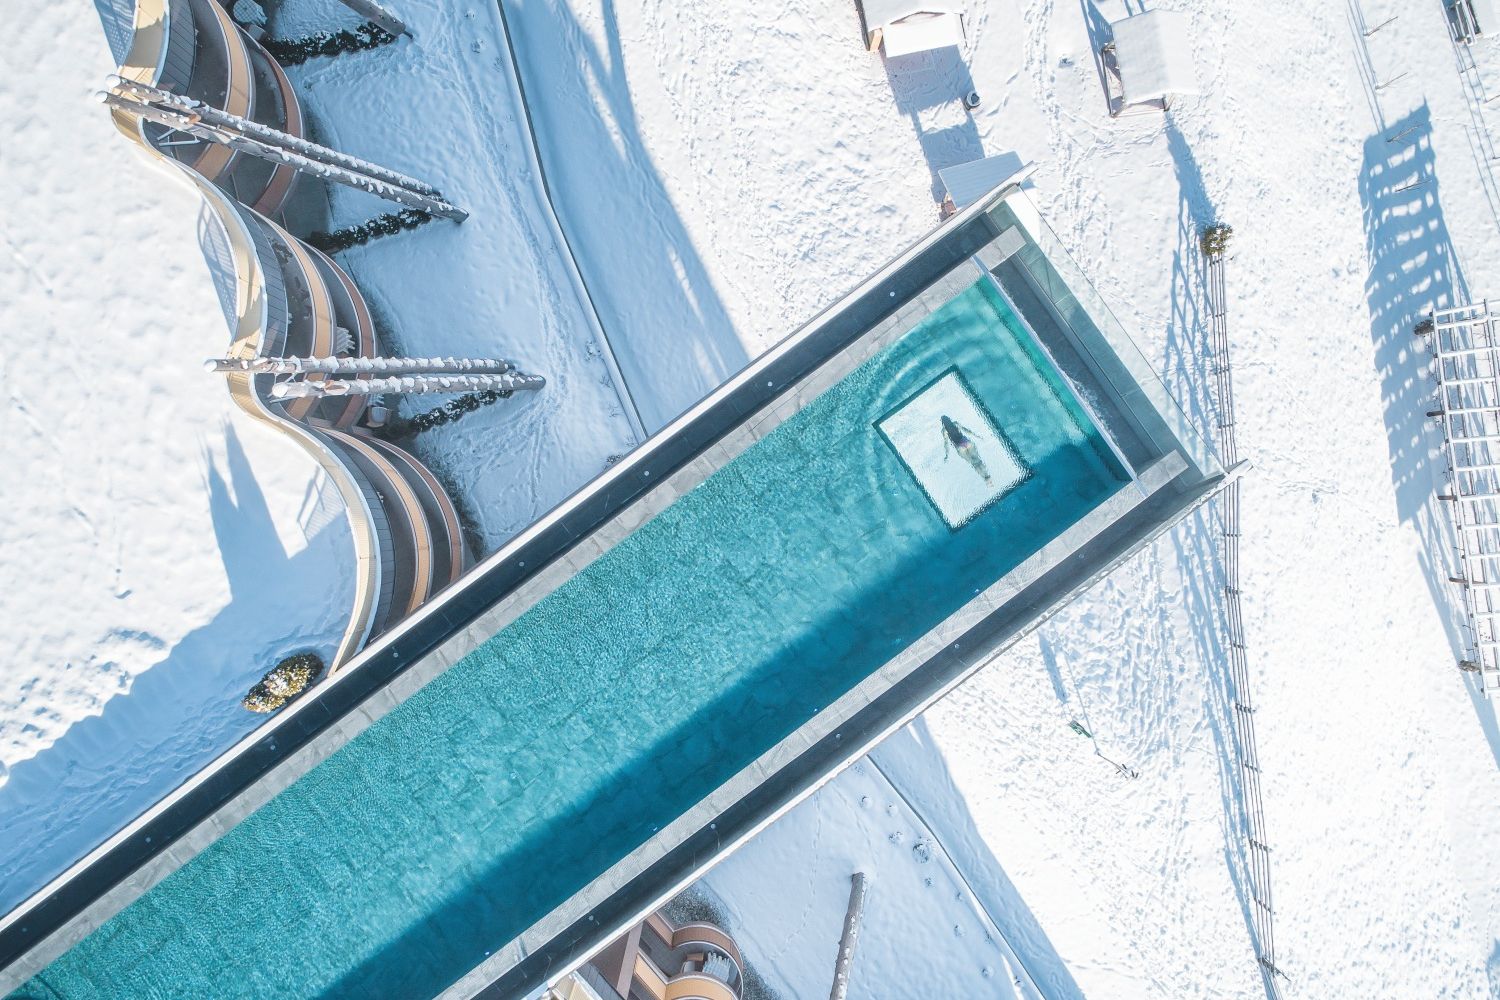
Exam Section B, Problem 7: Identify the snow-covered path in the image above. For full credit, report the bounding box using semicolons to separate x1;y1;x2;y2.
274;0;643;553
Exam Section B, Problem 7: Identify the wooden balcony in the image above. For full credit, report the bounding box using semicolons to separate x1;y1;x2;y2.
115;0;302;212
591;910;744;1000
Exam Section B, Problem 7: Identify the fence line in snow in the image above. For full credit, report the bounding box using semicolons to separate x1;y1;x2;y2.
1438;0;1500;225
1204;234;1287;1000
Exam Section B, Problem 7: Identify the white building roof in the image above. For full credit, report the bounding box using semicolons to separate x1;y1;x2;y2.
862;0;964;56
1111;9;1199;105
882;13;964;56
938;154;1031;211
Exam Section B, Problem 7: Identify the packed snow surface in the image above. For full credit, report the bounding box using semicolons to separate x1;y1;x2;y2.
271;0;644;552
695;745;1043;999
0;1;355;910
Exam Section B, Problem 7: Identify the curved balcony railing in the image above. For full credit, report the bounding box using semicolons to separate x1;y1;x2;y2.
117;0;184;94
235;213;464;627
107;0;471;669
242;205;291;355
644;913;744;994
631;953;738;1000
255;216;338;420
194;175;384;665
322;428;436;626
630;912;743;1000
661;976;737;1000
242;31;301;214
216;169;466;642
114;0;302;214
365;436;466;593
307;246;377;429
663;924;743;985
169;0;250;182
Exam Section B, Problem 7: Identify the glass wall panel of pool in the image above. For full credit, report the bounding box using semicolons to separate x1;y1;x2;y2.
15;278;1130;1000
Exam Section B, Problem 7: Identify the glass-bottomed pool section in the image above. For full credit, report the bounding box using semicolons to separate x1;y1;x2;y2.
17;278;1129;1000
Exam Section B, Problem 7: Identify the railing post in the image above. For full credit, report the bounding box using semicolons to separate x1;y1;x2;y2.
829;872;869;1000
334;0;408;37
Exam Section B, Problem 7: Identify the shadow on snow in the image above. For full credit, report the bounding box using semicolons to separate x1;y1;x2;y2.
504;0;749;432
0;426;347;914
880;45;985;206
871;720;1088;1000
1156;112;1272;993
1358;104;1500;768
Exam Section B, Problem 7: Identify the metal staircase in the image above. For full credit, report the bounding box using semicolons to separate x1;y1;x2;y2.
1426;301;1500;695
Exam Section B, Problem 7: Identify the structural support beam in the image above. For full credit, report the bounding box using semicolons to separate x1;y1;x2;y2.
334;0;408;37
829;872;869;1000
206;355;516;376
110;77;440;195
269;372;545;398
102;83;466;221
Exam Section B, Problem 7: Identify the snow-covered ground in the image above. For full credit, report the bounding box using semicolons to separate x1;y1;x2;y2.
10;0;1500;995
0;2;355;911
270;0;644;552
2;0;649;909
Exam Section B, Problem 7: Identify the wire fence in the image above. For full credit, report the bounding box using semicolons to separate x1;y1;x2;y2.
1204;234;1287;1000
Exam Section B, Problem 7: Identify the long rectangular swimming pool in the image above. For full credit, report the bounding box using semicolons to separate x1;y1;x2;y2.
15;277;1129;999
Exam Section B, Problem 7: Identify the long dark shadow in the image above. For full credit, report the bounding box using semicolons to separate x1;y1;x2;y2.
91;0;135;63
501;0;748;432
1358;104;1500;768
1157;112;1273;989
0;426;349;913
868;720;1087;1000
1038;631;1072;704
881;46;984;204
1078;0;1115;105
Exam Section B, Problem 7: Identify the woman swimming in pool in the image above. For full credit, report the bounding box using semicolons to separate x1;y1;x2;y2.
940;414;993;485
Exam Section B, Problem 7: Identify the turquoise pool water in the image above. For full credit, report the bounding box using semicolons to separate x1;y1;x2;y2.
16;278;1128;1000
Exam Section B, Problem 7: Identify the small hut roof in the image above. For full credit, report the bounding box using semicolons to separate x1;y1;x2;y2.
862;0;962;29
939;155;1029;211
881;13;964;56
1111;10;1199;105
